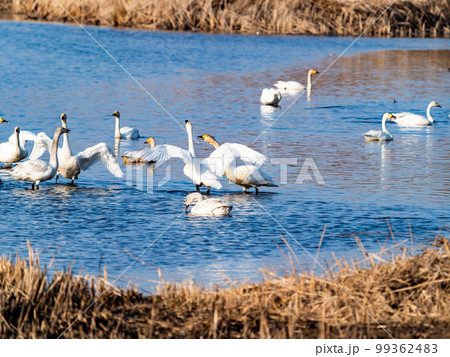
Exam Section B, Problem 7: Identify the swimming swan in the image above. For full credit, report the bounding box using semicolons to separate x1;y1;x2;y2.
11;127;68;189
185;192;232;216
0;127;35;166
112;111;140;139
260;88;282;106
273;69;319;91
198;134;277;193
364;113;396;142
136;120;222;193
392;101;442;127
29;113;123;184
122;137;156;164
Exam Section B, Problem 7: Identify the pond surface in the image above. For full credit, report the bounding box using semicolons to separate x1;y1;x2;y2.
0;20;449;290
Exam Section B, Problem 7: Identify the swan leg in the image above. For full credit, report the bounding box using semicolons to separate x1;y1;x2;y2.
206;186;210;195
196;185;200;193
55;174;59;184
70;178;75;186
0;179;2;184
31;183;35;190
255;187;259;194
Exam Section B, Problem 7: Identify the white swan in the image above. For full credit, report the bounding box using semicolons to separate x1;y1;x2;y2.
122;137;156;164
137;120;222;193
29;113;123;184
364;113;396;142
11;127;68;189
392;101;442;127
112;111;140;139
273;69;319;91
185;192;232;216
260;88;282;106
0;117;7;123
198;134;277;193
0;127;34;166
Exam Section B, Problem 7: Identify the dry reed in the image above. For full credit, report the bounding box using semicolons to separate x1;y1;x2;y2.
1;237;449;338
0;0;448;37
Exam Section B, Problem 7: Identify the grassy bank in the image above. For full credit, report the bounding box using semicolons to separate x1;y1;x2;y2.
0;0;448;37
1;238;450;338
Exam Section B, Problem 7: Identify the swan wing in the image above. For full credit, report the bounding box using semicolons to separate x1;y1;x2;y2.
8;130;37;148
140;144;194;167
77;143;124;177
203;143;267;177
120;127;140;139
28;132;52;160
392;112;429;126
11;159;49;179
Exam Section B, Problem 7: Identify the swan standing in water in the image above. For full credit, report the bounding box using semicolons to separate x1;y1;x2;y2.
11;127;68;189
260;88;282;106
273;69;319;91
185;192;232;216
198;134;277;193
0;127;37;167
29;114;123;185
121;137;156;164
392;101;442;127
112;111;140;139
364;113;396;142
135;120;222;193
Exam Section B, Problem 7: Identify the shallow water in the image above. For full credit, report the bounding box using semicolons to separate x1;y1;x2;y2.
0;21;449;290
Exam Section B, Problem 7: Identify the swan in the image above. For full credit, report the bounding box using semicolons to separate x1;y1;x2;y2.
392;101;442;127
260;88;282;106
0;127;34;166
198;134;277;193
29;113;124;184
0;117;7;123
364;113;396;142
273;69;319;91
10;127;68;189
121;137;156;164
185;192;232;216
112;111;140;139
136;120;222;193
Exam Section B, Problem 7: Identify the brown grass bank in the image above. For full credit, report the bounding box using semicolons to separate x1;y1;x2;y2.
1;238;450;338
0;0;448;37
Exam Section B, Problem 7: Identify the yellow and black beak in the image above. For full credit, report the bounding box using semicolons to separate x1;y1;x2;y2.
314;70;319;74
15;127;20;132
0;117;7;123
436;103;442;108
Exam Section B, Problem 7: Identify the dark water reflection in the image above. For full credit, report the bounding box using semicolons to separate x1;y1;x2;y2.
0;21;449;290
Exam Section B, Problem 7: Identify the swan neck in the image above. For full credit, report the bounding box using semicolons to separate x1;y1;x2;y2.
382;118;389;133
14;131;20;149
50;131;62;168
115;117;121;138
210;138;220;149
307;71;312;90
427;103;434;123
187;124;195;156
62;132;71;154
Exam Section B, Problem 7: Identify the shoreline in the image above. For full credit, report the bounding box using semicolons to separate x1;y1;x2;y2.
0;0;449;38
1;239;449;338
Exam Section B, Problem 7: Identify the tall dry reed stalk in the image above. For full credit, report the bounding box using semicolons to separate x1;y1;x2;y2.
1;237;449;338
0;0;448;37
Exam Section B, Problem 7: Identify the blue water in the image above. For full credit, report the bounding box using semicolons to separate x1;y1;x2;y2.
1;20;449;290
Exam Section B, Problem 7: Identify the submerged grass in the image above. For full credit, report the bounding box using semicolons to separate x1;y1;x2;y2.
1;236;450;338
0;0;448;37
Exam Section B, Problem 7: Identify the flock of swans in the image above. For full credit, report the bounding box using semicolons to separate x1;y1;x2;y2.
0;67;444;215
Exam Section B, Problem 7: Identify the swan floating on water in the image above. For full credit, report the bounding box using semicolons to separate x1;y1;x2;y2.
112;111;140;140
273;69;319;91
185;192;232;216
0;127;36;166
10;127;68;189
29;114;123;185
198;134;277;193
364;113;396;142
122;137;156;164
260;88;282;106
392;101;442;127
0;117;7;123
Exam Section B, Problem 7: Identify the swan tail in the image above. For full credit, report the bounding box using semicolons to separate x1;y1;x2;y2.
212;205;233;216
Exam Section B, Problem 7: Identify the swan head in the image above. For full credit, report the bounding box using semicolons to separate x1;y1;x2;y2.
185;192;203;212
382;113;396;122
112;111;120;118
198;134;216;144
309;69;319;75
185;120;193;131
0;117;7;123
15;127;20;134
430;101;441;108
144;136;156;149
55;127;71;136
60;113;67;123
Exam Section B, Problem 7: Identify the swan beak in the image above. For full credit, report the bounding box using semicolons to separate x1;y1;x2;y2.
390;114;396;120
197;135;205;140
0;117;7;123
436;103;441;108
185;205;189;213
314;70;319;74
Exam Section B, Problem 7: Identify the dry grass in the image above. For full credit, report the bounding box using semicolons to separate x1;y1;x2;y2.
0;0;448;37
1;237;450;338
